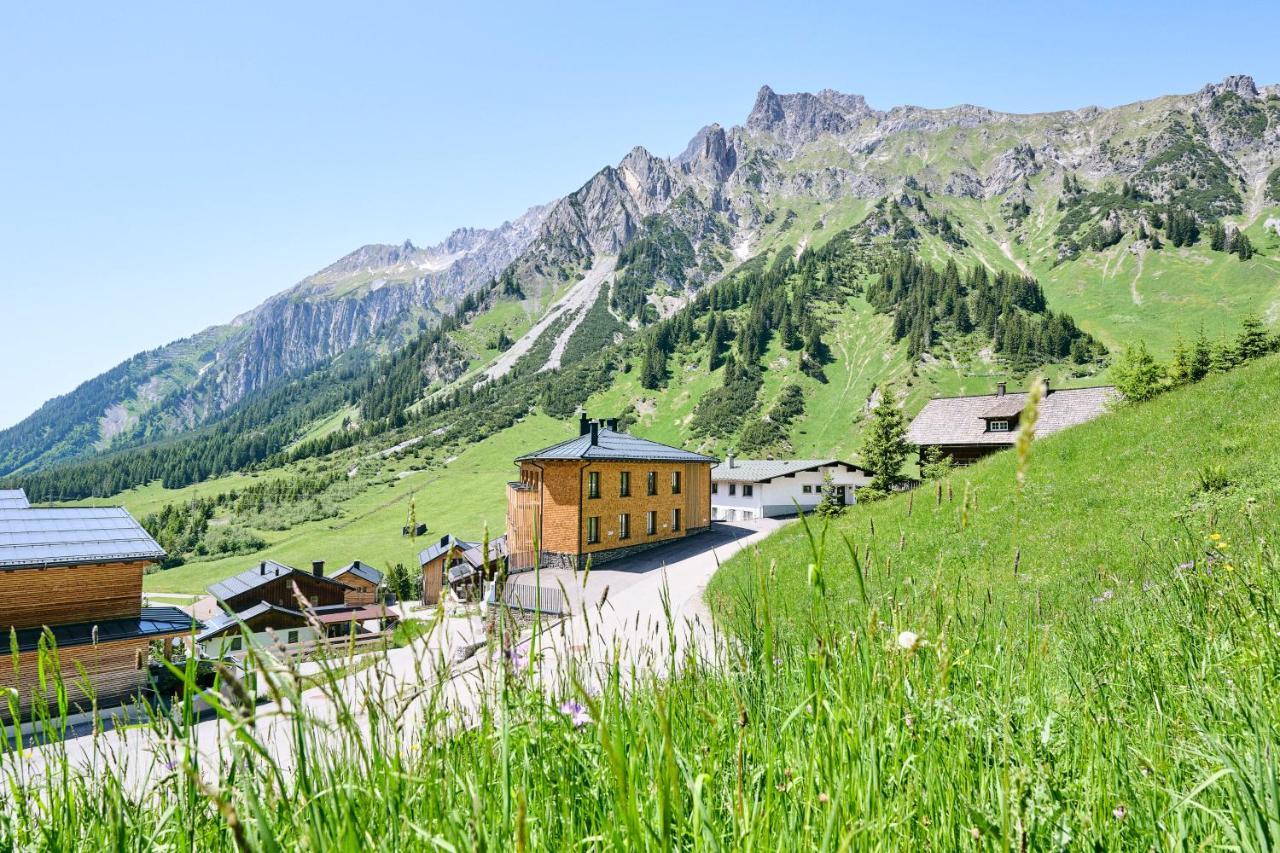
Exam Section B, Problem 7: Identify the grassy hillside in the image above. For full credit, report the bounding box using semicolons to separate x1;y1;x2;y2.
15;359;1280;850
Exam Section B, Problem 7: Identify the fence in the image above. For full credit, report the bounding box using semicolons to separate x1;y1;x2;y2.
498;580;566;616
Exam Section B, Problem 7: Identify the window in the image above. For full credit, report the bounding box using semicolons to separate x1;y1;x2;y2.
711;482;718;495
619;513;630;540
287;630;299;645
988;420;1010;432
619;471;630;497
588;471;600;499
672;508;681;532
728;483;736;496
671;470;682;495
228;636;242;652
802;485;813;494
586;516;600;544
647;471;657;496
646;510;657;535
744;484;754;497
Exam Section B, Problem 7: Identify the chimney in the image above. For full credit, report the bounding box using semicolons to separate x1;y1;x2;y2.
259;561;267;576
996;382;1006;396
726;452;736;469
579;411;591;436
589;421;599;446
312;560;324;578
607;417;619;432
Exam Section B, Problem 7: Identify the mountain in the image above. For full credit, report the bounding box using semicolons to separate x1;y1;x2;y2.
4;75;1279;500
0;204;550;475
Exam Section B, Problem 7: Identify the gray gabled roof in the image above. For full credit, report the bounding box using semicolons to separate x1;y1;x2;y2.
207;560;351;602
711;459;868;483
516;428;717;464
0;489;31;509
418;534;477;566
332;560;383;586
0;504;165;569
907;385;1116;447
195;602;306;642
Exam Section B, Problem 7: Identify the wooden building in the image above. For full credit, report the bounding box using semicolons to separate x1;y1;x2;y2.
506;414;716;571
0;489;192;722
202;560;397;658
906;381;1116;465
418;534;472;605
331;561;384;606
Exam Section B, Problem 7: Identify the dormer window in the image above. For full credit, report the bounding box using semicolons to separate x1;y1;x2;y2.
988;420;1010;432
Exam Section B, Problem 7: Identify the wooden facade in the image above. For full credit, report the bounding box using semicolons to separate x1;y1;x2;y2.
219;571;349;614
507;459;713;570
338;576;379;606
1;635;157;721
0;560;147;630
420;549;458;605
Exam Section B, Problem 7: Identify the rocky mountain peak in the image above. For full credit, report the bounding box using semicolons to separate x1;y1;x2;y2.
1199;74;1259;101
745;85;876;149
676;123;737;183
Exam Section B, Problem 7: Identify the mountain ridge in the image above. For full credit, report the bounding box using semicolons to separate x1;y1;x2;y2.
4;74;1279;479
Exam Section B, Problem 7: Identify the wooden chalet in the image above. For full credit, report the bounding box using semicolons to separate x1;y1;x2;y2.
199;559;397;658
906;380;1116;465
419;534;507;603
0;489;192;722
331;560;384;606
505;414;716;571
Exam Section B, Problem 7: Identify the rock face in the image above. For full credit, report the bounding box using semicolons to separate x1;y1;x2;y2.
4;74;1279;474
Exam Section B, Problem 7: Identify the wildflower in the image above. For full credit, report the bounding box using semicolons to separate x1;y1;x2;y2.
772;657;784;668
559;699;592;728
1210;533;1222;541
818;792;830;804
1225;563;1235;573
970;826;982;840
1091;589;1114;604
1112;804;1127;821
1177;561;1194;571
504;645;528;672
896;630;923;651
904;713;916;729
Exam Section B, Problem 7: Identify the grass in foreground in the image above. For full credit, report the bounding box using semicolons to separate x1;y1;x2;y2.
4;359;1280;849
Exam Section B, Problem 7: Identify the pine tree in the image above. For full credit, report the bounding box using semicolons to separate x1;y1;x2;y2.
1235;315;1272;361
1112;340;1166;402
813;471;847;518
1168;336;1191;385
861;389;910;492
639;342;667;390
1189;327;1212;381
1235;232;1255;261
1209;342;1237;373
919;445;953;481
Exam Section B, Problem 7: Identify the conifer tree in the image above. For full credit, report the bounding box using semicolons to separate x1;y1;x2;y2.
1189;327;1212;381
1168;336;1191;385
861;389;910;492
1235;315;1272;361
1113;340;1166;402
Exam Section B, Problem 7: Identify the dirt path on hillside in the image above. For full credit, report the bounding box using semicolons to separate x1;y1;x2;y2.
998;239;1031;276
1129;245;1145;305
478;256;617;385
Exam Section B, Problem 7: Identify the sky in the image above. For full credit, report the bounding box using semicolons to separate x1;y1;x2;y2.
2;0;1279;428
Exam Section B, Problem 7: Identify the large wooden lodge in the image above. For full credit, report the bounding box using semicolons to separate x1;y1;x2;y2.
0;489;191;722
505;414;716;571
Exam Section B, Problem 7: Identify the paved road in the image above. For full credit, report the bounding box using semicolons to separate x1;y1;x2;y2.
5;519;786;793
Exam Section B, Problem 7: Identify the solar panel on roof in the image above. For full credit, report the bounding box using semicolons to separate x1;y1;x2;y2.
0;505;165;568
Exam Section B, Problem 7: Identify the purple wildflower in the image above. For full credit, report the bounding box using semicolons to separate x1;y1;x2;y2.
559;699;592;728
503;645;528;672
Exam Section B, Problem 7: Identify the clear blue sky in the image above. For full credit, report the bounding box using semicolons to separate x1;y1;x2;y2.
2;0;1278;428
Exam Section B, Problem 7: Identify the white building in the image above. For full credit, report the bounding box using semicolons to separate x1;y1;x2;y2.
710;458;873;520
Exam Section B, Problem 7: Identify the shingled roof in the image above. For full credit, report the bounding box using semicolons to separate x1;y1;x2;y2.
516;420;716;464
907;385;1116;447
0;501;166;569
711;459;868;483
